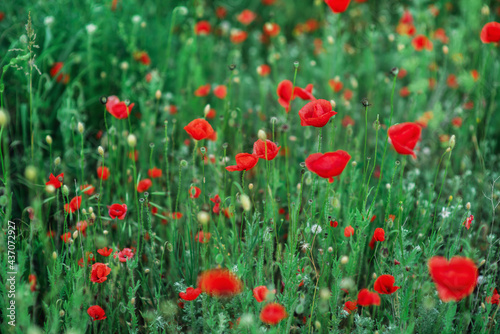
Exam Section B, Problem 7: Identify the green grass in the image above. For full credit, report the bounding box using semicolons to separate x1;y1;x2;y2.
0;0;500;333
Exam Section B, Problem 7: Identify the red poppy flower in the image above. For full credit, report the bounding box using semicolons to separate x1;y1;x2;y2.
324;0;351;13
184;118;215;140
226;153;258;172
447;74;459;89
216;6;227;19
329;78;343;92
179;287;202;301
137;179;152;193
262;0;276;4
97;247;113;257
369;228;385;249
263;22;280;37
480;22;500;44
330;220;338;228
197;268;243;297
253;286;275;303
195;21;211;35
28;274;36;292
399;87;410;98
428;256;478;302
210;195;221;214
50;62;70;84
105;96;134;119
109;203;127;220
237;9;256;25
470;70;479;82
46;173;64;189
148;167;162;178
343;301;357;314
76;220;88;237
253;140;281;161
412;35;433;51
257;64;271;76
451;117;463;128
277;80;294;112
357;289;381;306
388;122;422;159
168;104;178;115
299;99;337;128
87;305;106;321
195;231;211;243
433;28;449;44
374;275;400;295
90;263;111;283
305;150;351;182
133;51;151;66
189;186;202;199
117;248;135;262
344;225;354;237
463;215;474;230
64;196;82;214
194;84;211;97
80;184;95;195
260;303;287;325
230;29;248;44
213;85;227;99
97;166;110;180
398;68;408;79
61;232;71;243
486;289;500;305
204;108;216;119
171;212;183;219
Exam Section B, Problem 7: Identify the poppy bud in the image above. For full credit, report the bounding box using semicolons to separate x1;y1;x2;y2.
481;5;490;15
180;160;188;167
98;146;104;156
54;157;61;166
351;161;357;167
258;129;267;140
248;183;253;190
340;256;349;264
103;230;108;235
327;36;334;44
127;134;137;147
442;45;449;55
73;231;78;239
120;62;129;71
330;100;336;108
59;310;65;317
25;166;37;182
328;247;333;253
197;211;210;224
391;67;399;76
155;90;161;100
466;202;471;210
78;122;84;134
449;135;456;149
46;135;53;145
0;108;9;126
52;251;57;259
131;298;136;305
241;194;251;211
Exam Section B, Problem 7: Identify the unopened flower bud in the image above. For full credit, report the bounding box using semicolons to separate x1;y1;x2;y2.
155;90;161;100
127;134;137;147
98;146;104;156
449;135;455;149
466;202;471;210
0;108;9;126
25;166;37;182
78;122;84;134
341;256;349;264
46;135;53;145
73;231;79;239
330;100;336;109
103;230;108;235
59;310;65;317
52;251;58;259
248;183;254;190
258;129;267;140
54;157;61;166
204;104;211;117
197;211;210;224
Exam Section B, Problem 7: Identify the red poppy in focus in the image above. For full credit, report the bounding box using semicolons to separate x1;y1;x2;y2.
117;248;135;262
184;118;215;140
486;289;500;305
133;51;151;66
97;247;113;257
260;303;287;325
195;231;211;243
374;275;400;294
189;186;202;199
46;173;64;189
64;196;82;214
463;215;474;230
210;195;221;214
305;150;351;183
277;80;294;112
446;74;459;89
253;286;275;303
343;301;357;314
480;22;500;43
257;64;271;76
357;289;381;306
369;228;385;249
214;85;227;99
90;263;111;283
195;21;211;35
237;9;257;25
97;166;110;180
226;153;258;172
194;84;211;97
106;96;134;119
412;35;433;51
428;256;478;302
329;78;343;92
344;225;354;237
263;22;280;37
253;140;281;161
109;203;127;220
230;29;248;44
324;0;351;13
80;184;95;196
294;84;316;101
137;179;152;193
197;268;243;297
299;99;337;128
179;287;202;301
50;62;70;84
388;122;422;159
87;305;106;321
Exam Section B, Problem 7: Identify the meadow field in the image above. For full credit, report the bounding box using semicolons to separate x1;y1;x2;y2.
1;0;500;333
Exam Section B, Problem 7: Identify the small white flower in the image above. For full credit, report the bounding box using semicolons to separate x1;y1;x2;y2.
300;242;310;251
86;24;97;35
439;207;451;218
311;224;322;234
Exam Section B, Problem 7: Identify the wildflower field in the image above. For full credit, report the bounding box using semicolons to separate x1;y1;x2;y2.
1;0;500;333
